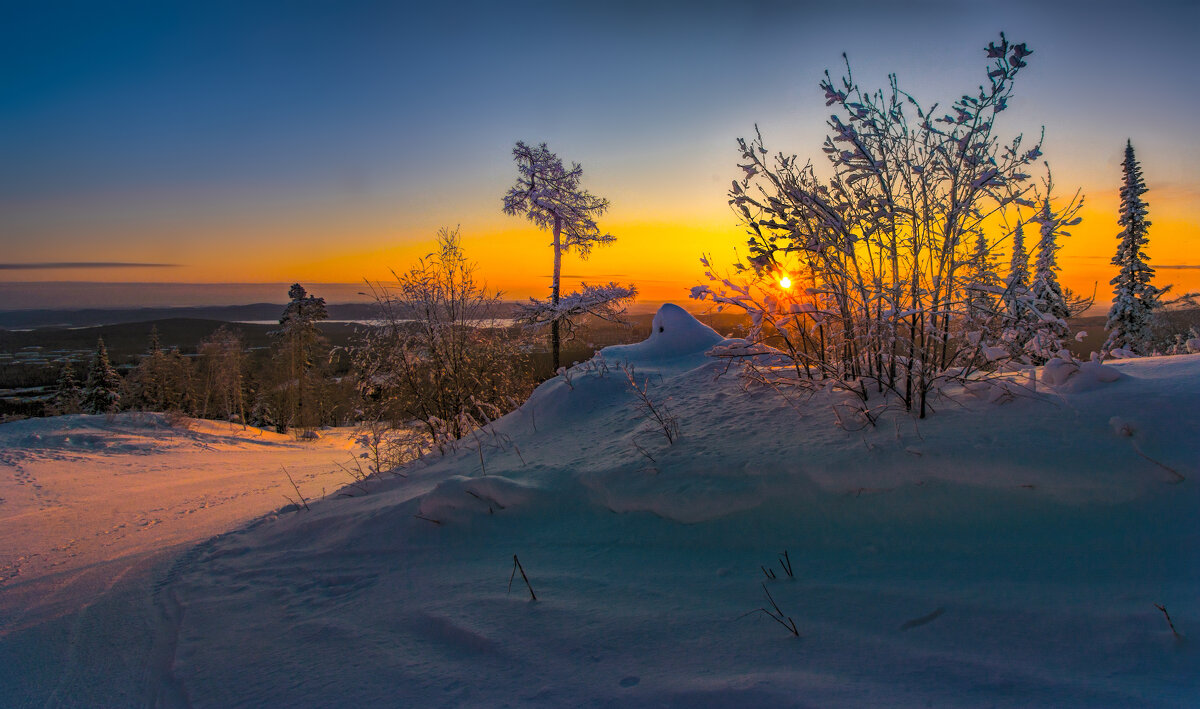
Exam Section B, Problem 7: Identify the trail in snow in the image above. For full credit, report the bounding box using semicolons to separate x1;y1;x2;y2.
0;415;360;632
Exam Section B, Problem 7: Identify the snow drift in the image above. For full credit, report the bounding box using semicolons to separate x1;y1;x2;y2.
4;305;1198;707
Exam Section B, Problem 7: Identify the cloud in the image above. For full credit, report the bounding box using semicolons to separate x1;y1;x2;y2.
0;262;180;270
1155;264;1200;270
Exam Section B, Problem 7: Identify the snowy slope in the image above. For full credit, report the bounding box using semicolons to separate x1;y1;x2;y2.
0;415;363;705
7;306;1200;706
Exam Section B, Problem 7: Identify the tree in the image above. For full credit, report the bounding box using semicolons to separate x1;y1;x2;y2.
270;284;329;432
999;219;1036;355
1105;140;1159;354
198;326;247;423
126;326;170;411
502;141;636;371
694;35;1056;417
1024;185;1083;362
51;361;83;415
354;228;535;451
964;230;1002;330
83;337;121;414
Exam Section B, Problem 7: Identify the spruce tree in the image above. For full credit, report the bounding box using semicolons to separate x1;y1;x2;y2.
1026;190;1082;361
1105;140;1159;354
1001;221;1039;357
965;231;1003;334
52;361;83;415
83;337;121;414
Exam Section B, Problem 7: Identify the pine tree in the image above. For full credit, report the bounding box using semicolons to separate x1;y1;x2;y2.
1105;141;1159;354
83;337;121;414
1025;188;1083;361
964;231;1003;334
52;361;83;415
999;221;1040;358
503;141;636;371
271;284;329;432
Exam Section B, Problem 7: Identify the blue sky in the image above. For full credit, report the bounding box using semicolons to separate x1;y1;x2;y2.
2;0;1197;304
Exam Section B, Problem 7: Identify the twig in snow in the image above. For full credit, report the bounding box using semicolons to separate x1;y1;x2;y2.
737;582;799;637
631;438;657;466
334;458;371;494
1154;603;1181;638
899;606;946;630
414;514;442;526
508;554;537;601
761;565;777;580
1132;442;1186;482
280;466;310;511
621;363;680;444
778;550;793;578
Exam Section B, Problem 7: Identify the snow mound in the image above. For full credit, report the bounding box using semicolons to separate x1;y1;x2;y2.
1046;358;1124;392
603;303;723;362
417;474;541;522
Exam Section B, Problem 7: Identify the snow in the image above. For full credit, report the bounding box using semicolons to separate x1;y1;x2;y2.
3;316;1199;706
603;302;724;362
0;415;359;636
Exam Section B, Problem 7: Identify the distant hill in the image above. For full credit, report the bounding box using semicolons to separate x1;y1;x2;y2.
0;303;389;329
0;318;364;365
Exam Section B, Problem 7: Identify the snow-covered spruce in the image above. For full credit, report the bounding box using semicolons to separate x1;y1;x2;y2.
82;336;120;414
1105;140;1160;355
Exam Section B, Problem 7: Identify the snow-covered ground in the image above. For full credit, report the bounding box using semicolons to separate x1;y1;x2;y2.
0;414;361;697
3;305;1198;706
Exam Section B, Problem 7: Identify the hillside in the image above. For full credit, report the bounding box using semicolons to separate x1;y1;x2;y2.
2;305;1198;706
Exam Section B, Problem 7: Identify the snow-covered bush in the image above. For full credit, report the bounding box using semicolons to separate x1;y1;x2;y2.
693;35;1083;417
353;228;535;450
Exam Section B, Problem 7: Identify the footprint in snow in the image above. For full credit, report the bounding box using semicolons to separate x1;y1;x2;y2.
619;676;640;688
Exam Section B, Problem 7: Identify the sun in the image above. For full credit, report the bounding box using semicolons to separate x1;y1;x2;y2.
778;275;792;290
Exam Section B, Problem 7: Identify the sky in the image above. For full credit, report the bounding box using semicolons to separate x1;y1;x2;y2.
2;0;1198;309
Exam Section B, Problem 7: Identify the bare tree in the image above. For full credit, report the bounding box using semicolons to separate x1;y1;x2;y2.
354;228;535;451
198;325;247;424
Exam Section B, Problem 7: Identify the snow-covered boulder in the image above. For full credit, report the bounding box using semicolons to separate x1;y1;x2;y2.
602;303;723;362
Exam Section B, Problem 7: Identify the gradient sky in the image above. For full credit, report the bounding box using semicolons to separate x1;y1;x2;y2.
2;0;1198;308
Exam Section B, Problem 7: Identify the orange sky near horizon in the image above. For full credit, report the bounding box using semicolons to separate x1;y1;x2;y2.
5;183;1197;312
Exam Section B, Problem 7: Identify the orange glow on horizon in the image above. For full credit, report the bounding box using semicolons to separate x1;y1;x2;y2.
4;192;1195;312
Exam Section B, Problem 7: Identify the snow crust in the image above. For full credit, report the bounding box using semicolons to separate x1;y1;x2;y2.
3;322;1199;707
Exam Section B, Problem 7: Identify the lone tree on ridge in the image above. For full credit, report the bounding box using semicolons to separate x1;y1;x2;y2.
502;141;636;372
